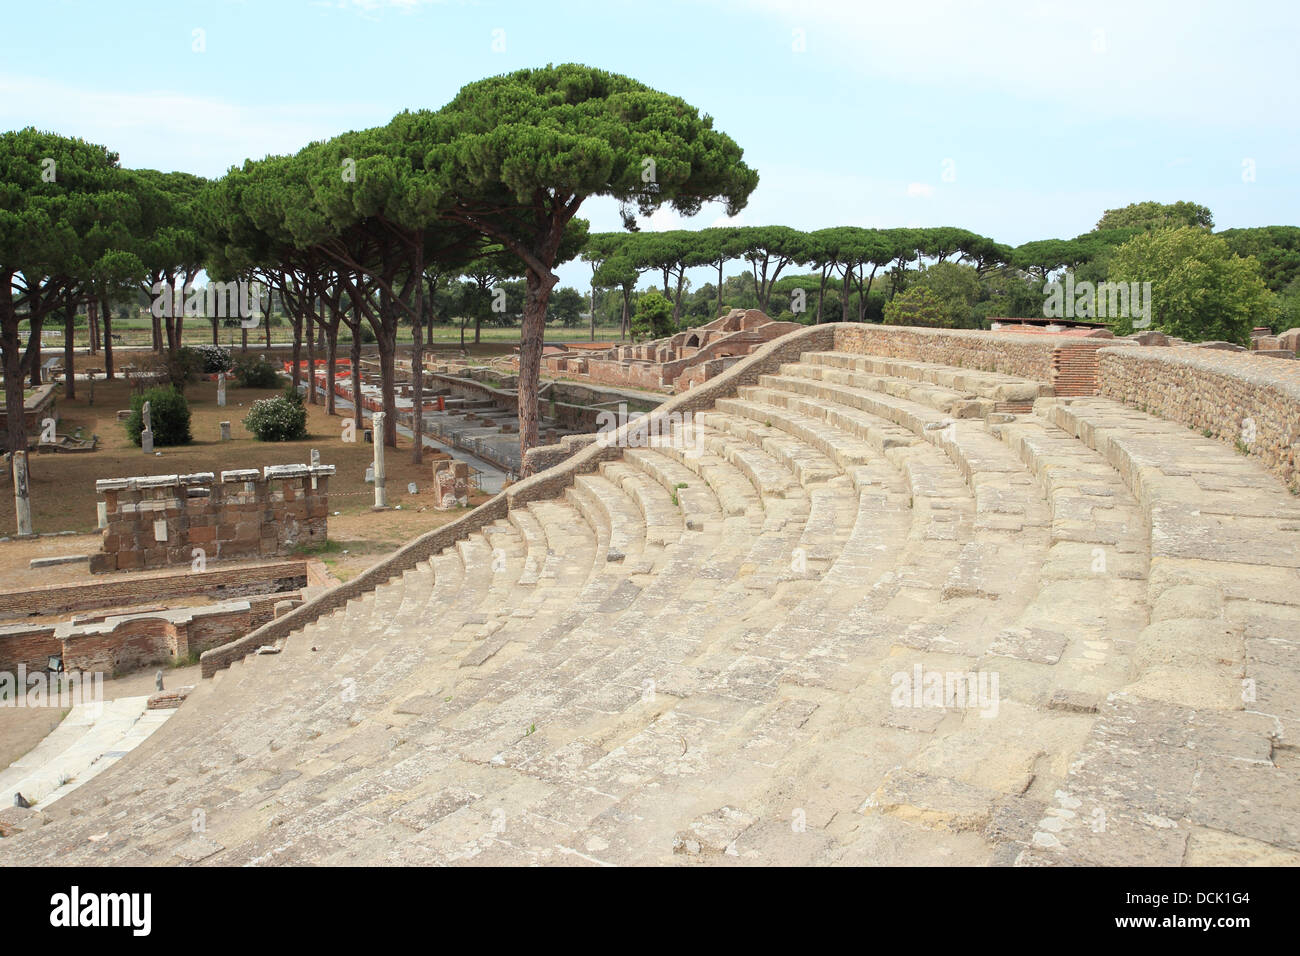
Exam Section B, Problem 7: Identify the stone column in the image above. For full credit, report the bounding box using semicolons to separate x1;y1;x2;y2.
372;411;387;508
217;371;227;407
12;451;32;536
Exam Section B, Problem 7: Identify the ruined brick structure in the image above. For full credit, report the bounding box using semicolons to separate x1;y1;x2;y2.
90;464;334;573
542;308;803;393
432;459;470;509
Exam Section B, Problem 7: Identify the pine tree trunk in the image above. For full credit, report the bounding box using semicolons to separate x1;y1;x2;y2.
304;311;316;404
325;321;338;417
101;296;114;379
517;270;554;469
2;304;28;455
350;326;363;432
63;300;76;400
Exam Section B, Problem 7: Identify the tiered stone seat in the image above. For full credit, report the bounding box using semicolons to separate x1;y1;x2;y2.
4;345;1297;867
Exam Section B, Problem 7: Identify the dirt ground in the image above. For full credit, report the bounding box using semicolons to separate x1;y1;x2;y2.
0;375;494;543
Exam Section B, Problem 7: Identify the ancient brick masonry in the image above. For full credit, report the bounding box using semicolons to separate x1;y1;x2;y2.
542;309;803;392
90;464;334;573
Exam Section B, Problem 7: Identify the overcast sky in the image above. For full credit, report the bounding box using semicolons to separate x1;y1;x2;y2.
3;0;1297;291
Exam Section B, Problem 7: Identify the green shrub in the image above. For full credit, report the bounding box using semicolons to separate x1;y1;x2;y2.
243;392;307;442
164;348;203;392
631;290;676;342
233;355;282;389
125;386;192;447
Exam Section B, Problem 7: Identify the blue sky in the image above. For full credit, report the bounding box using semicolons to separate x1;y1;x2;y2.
3;0;1297;290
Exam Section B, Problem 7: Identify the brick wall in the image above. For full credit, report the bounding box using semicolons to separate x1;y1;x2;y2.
1099;346;1300;490
0;624;59;674
0;592;294;676
91;465;333;573
0;560;309;620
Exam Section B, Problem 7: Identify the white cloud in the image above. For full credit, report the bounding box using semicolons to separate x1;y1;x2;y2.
906;182;936;199
0;73;387;176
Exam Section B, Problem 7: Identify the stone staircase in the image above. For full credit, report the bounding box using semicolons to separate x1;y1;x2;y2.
2;343;1296;866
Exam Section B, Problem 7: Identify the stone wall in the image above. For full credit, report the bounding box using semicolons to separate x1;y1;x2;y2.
832;324;1103;387
0;383;57;433
1099;346;1300;490
91;465;334;573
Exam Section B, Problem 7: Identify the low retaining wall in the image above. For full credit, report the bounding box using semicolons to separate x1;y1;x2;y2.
0;383;57;433
832;324;1104;392
92;465;333;573
0;560;309;620
1099;346;1300;490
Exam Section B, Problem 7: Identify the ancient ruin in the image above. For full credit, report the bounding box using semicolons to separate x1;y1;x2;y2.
541;308;803;393
3;323;1297;866
90;464;334;573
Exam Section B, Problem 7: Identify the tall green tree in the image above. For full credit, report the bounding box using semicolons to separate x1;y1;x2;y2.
1096;200;1213;232
1107;227;1276;343
548;286;585;327
418;64;759;461
1;129;139;456
1219;226;1300;293
736;225;806;314
129;169;209;354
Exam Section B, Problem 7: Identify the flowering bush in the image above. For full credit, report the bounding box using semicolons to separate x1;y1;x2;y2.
243;391;307;442
192;344;234;373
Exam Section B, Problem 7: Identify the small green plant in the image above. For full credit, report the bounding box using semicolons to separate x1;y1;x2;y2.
125;386;192;446
1202;428;1214;438
164;348;204;393
1235;439;1251;455
233;355;282;389
243;390;307;442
